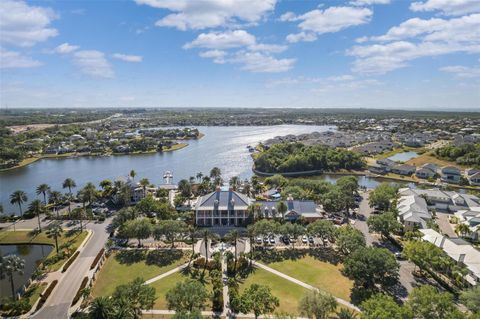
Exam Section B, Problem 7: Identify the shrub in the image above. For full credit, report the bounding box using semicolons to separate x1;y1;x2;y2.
36;280;58;311
62;251;80;273
71;277;89;306
90;248;105;270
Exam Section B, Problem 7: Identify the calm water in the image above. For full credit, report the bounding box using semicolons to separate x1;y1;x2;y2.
387;151;419;162
1;125;336;213
0;244;52;299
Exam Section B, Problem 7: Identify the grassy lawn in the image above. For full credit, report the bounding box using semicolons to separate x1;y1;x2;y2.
148;270;213;310
0;230;88;272
92;249;191;297
25;282;47;309
239;267;308;315
163;143;188;152
406;152;465;169
264;255;353;301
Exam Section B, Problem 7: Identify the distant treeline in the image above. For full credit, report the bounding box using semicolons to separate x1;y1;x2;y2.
435;143;480;167
254;142;365;173
0;109;117;126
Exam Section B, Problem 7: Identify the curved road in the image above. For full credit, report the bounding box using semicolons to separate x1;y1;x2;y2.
32;219;111;319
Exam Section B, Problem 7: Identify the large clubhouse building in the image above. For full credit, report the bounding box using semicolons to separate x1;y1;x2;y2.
195;187;323;227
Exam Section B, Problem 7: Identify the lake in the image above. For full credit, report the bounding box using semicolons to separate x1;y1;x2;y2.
0;244;52;299
387;151;419;162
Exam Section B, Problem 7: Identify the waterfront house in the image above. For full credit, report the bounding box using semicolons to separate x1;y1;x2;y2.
195;187;252;227
256;196;323;222
391;164;416;176
420;229;480;286
440;166;462;184
415;163;438;179
466;169;480;186
368;163;387;174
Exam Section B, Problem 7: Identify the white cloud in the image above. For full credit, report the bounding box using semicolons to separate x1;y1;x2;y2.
410;0;480;16
350;0;390;6
0;0;58;47
54;42;79;54
440;65;480;77
248;43;287;53
0;47;42;68
184;30;255;50
349;14;480;74
230;51;295;73
135;0;277;30
73;50;114;78
199;50;226;64
285;6;372;43
327;74;356;81
112;53;143;62
279;11;298;22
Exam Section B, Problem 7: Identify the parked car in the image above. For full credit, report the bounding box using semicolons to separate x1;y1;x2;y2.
394;252;405;260
308;236;314;244
269;236;276;244
263;236;269;244
256;236;262;244
301;235;308;244
282;236;290;245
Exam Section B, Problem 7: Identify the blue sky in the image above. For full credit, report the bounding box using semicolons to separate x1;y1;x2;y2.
0;0;479;110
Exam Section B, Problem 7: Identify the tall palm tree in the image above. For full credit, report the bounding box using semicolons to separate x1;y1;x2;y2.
187;225;197;266
196;172;203;182
48;190;62;219
99;179;113;198
225;229;240;270
129;169;137;182
78;183;97;232
89;296;114;319
9;190;27;217
36;184;51;204
455;223;471;238
276;201;288;222
337;308;358;319
139;178;150;198
3;255;25;300
210;167;221;179
229;176;240;191
62;178;76;217
29;199;45;232
46;222;64;253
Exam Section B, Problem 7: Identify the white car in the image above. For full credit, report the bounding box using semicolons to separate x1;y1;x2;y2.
256;236;262;244
301;235;308;244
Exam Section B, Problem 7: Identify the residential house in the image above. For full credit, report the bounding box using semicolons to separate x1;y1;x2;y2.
398;187;480;212
391;164;416;176
455;208;480;241
440;166;462;184
195;187;253;227
415;163;438;179
397;194;432;230
420;229;480;286
466;169;480;186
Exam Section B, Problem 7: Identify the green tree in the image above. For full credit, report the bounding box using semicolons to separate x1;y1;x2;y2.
153;220;187;248
48;190;63;218
36;183;51;205
120;219;152;247
166;279;208;314
344;247;399;290
139;178;150;197
3;255;25;300
406;285;465;319
403;240;452;274
361;294;411;319
307;220;336;246
89;296;114;319
225;229;241;269
276;201;288;221
367;212;403;239
368;183;398;211
298;290;337;319
281;223;305;249
111;277;156;318
336;308;359;319
264;174;288;188
460;286;480;314
335;226;366;255
322;187;345;213
210;167;221;180
129;169;137;182
9;190;27;217
62;178;76;217
239;284;279;319
28;199;45;232
455;223;471;238
178;179;192;198
46;221;64;253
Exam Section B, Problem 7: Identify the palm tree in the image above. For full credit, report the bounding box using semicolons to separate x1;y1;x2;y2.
196;172;203;182
337;308;358;319
46;222;64;253
225;229;240;270
63;178;76;217
99;179;112;198
129;169;136;182
229;176;240;191
48;190;62;219
139;178;150;198
3;255;25;300
276;201;288;221
455;223;471;238
210;167;221;179
78;183;97;232
187;225;197;266
89;296;114;319
36;183;51;204
29;199;45;232
0;203;3;214
9;190;27;217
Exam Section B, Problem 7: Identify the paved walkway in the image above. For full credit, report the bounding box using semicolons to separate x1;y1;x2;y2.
144;262;189;285
251;260;360;311
143;309;311;318
221;255;230;317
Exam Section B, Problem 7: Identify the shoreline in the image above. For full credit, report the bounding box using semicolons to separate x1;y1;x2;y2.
0;142;191;172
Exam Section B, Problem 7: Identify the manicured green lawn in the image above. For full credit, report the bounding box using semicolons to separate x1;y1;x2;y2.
265;255;353;301
0;230;88;272
92;250;190;298
238;267;309;315
25;282;47;309
148;271;213;310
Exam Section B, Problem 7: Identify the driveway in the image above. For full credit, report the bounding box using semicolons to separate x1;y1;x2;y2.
436;212;457;237
31;218;112;319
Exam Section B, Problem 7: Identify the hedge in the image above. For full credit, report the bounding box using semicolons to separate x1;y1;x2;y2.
35;280;58;311
71;276;89;306
90;248;105;270
62;251;80;273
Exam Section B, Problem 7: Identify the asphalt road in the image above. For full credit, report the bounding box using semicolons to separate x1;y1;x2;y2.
31;218;112;319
